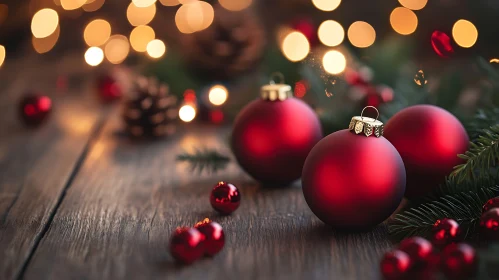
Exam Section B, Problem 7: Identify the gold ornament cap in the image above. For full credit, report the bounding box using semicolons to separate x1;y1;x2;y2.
348;106;384;137
261;72;293;101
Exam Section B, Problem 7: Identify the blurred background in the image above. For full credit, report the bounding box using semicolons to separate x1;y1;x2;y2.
1;0;499;133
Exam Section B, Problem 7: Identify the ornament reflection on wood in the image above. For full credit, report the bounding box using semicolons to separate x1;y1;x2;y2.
123;77;177;138
19;94;52;126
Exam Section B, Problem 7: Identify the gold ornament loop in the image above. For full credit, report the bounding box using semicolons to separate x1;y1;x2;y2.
269;72;285;85
360;106;380;122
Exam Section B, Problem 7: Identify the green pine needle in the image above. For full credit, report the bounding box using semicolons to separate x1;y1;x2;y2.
176;148;230;174
465;108;499;141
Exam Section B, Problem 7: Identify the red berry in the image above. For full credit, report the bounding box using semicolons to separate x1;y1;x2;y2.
210;182;241;215
432;218;461;247
169;227;204;264
482;197;499;213
380;250;412;280
441;243;477;280
398;237;433;263
480;208;499;241
194;218;225;256
19;94;52;126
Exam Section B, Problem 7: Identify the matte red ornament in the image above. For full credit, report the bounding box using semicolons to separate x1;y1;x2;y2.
194;218;225;256
432;218;461;247
431;31;454;58
380;250;411;280
97;75;122;103
480;208;499;241
440;243;477;280
210;182;241;215
302;108;406;230
19;94;52;126
398;237;433;263
232;81;322;186
170;227;204;264
482;197;499;213
384;105;469;198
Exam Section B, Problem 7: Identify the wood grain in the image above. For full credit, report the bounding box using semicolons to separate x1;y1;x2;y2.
25;111;392;280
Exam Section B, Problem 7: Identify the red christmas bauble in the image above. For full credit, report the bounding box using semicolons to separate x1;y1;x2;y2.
384;105;469;198
432;218;461;247
194;219;225;256
480;208;499;241
380;250;412;280
302;112;405;230
398;237;433;263
97;75;122;103
19;94;52;126
210;182;241;215
169;227;204;264
482;197;499;213
231;85;322;186
440;243;477;280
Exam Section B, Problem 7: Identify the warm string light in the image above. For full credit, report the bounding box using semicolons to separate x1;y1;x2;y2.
127;1;157;26
130;25;155;52
348;21;376;48
312;0;341;11
61;0;87;10
390;7;418;35
322;50;346;75
33;25;60;53
132;0;157;8
398;0;427;10
175;1;214;34
0;45;5;68
84;19;111;47
281;31;310;62
208;85;228;106
85;46;104;66
218;0;252;11
318;20;344;47
31;9;59;38
105;35;130;64
179;104;197;122
452;19;478;48
83;0;105;12
159;0;180;6
146;39;166;58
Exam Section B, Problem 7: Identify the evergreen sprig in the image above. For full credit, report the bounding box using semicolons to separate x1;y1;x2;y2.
465;108;499;141
176;148;230;174
451;124;499;183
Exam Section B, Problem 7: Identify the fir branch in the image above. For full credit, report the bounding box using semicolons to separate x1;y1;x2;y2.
388;186;499;241
451;124;499;183
465;108;499;141
176;148;230;174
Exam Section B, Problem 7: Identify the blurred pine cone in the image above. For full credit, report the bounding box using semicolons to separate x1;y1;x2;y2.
180;5;266;80
123;77;177;138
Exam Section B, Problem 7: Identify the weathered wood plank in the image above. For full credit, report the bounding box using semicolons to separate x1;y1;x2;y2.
25;111;391;280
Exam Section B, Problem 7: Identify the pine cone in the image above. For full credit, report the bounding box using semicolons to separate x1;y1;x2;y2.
180;5;266;80
123;77;177;138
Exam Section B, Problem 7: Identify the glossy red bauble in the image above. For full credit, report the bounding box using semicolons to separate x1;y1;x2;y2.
431;31;454;58
432;218;461;248
380;250;412;280
232;98;322;186
97;75;122;103
194;219;225;256
440;243;477;280
384;105;469;198
210;182;241;215
398;237;433;263
480;208;499;241
170;227;204;264
302;130;406;230
482;197;499;213
19;94;52;126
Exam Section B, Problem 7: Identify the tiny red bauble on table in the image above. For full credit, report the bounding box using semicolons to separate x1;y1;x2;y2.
480;208;499;241
19;94;52;126
380;250;412;280
440;243;477;280
432;218;461;248
231;77;323;186
210;181;241;215
194;218;225;256
169;227;205;264
482;197;499;213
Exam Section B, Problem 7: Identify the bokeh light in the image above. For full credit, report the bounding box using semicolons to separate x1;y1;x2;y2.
318;20;344;47
146;39;166;59
130;25;155;52
127;2;156;27
390;7;418;35
31;9;59;38
322;50;346;75
132;0;157;8
208;85;228;106
218;0;252;11
281;31;310;62
490;58;499;64
179;104;196;122
452;19;478;48
85;47;104;66
398;0;427;10
83;0;105;12
84;19;111;47
61;0;87;10
175;1;214;34
0;45;5;68
105;35;130;64
159;0;180;6
347;21;376;48
33;25;60;53
312;0;341;11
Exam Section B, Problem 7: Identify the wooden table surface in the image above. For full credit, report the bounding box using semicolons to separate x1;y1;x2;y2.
0;56;392;280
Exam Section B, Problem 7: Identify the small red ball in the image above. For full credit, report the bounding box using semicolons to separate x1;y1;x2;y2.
97;75;122;102
384;105;469;198
380;250;412;280
194;219;225;256
441;243;477;280
480;208;499;241
482;197;499;213
210;182;241;215
19;94;52;126
398;237;433;263
432;218;461;247
169;227;204;264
